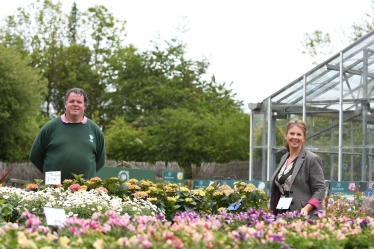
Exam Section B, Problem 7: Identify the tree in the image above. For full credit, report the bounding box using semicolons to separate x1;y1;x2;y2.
102;37;249;176
104;117;147;161
105;107;249;178
0;0;126;121
350;1;374;42
0;44;47;162
301;1;374;62
300;30;334;66
103;37;240;127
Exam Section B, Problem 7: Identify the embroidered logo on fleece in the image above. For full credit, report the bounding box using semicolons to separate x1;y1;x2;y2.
89;134;94;143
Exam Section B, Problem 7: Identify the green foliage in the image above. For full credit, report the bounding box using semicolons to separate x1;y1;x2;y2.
104;117;147;161
0;44;47;162
0;199;14;224
103;38;249;172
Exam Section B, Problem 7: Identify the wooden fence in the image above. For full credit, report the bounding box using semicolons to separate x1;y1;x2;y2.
0;160;252;188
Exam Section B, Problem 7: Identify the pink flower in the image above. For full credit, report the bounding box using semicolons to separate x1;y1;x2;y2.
69;184;81;191
95;187;108;193
348;183;356;192
134;191;148;198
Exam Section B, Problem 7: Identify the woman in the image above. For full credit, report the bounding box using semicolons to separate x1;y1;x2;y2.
269;119;326;217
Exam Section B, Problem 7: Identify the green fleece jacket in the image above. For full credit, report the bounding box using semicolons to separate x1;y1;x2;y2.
29;116;106;181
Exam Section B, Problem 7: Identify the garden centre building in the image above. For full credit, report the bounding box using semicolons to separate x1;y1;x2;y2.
248;30;374;183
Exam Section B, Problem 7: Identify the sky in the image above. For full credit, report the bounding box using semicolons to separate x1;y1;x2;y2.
0;0;373;109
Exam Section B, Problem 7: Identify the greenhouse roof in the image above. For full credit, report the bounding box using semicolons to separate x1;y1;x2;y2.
249;30;374;122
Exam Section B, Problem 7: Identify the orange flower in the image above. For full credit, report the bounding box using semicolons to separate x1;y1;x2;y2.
134;191;148;198
26;184;38;190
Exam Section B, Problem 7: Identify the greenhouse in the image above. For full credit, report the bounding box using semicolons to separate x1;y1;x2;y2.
248;30;374;182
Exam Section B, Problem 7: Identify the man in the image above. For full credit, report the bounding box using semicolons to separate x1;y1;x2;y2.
30;88;106;182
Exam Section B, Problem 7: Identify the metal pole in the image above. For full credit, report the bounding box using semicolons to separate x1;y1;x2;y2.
267;97;272;181
362;48;368;181
303;75;306;122
249;110;253;181
338;51;343;181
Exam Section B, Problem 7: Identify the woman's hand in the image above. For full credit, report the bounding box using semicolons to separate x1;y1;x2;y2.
300;203;313;216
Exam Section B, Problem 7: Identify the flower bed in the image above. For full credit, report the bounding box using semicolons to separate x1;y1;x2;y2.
1;176;374;248
1;209;374;248
4;175;269;222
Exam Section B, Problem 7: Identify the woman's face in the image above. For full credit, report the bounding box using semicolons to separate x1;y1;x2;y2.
286;126;305;150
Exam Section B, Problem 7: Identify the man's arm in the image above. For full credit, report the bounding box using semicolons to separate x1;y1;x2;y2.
95;132;106;172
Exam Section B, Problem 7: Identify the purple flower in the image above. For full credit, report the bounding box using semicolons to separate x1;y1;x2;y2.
271;234;284;243
360;218;370;228
234;231;247;241
251;230;264;239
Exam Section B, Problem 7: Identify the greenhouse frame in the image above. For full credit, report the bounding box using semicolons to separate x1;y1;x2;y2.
248;30;374;182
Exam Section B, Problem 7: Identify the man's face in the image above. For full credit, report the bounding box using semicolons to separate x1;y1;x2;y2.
65;92;85;120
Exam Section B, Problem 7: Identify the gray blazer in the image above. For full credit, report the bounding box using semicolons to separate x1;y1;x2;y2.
269;146;326;217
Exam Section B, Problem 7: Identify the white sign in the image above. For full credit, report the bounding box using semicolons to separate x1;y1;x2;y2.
45;171;61;185
43;207;66;226
276;197;293;210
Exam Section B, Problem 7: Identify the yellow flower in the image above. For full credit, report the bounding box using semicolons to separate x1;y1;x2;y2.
93;239;105;249
164;186;176;193
205;185;215;191
70;237;83;246
140;180;154;186
213;191;223;196
149;197;158;202
167;196;179;203
218;207;227;213
244;184;256;193
148;186;157;192
218;184;232;191
222;189;234;196
128;185;140;190
128;178;139;184
17;231;37;249
185;197;193;203
179;187;190;193
80;185;88;190
192;189;206;197
59;236;70;247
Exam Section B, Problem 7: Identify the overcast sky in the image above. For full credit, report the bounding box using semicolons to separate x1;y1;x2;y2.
1;0;373;109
